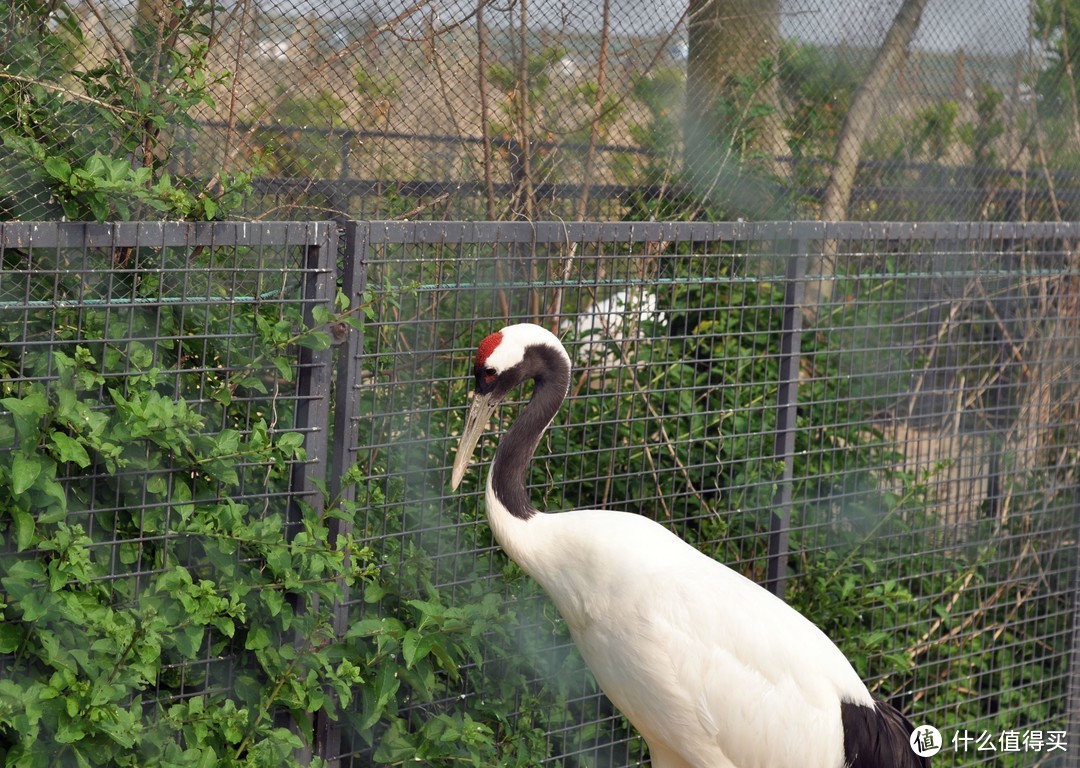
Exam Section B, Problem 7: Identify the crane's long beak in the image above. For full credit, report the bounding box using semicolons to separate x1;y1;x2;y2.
450;391;501;490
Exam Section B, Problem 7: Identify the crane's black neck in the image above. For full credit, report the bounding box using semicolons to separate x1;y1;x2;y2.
490;343;570;521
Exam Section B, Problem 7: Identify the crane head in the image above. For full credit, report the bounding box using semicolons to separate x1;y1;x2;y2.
450;324;568;490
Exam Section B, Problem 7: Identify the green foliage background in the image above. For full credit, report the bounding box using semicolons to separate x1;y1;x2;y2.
0;0;1077;764
0;225;1075;766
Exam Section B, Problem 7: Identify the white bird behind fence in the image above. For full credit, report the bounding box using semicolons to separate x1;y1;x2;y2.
560;289;666;366
450;322;930;768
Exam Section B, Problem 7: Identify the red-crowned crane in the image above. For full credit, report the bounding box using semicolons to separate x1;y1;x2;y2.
450;322;930;768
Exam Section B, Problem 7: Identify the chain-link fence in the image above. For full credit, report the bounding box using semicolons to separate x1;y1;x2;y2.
5;0;1080;223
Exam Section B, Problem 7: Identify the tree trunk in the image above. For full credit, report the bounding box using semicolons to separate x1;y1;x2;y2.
685;0;785;214
806;0;930;318
820;0;930;222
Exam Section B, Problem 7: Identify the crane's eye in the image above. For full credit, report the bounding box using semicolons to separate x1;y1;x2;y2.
482;367;497;383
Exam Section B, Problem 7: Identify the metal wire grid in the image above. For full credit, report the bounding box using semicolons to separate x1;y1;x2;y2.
338;220;1080;767
0;220;1075;765
0;221;337;704
793;225;1080;759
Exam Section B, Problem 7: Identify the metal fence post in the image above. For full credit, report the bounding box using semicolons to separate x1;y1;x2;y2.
766;230;808;599
289;222;338;527
330;220;369;509
311;221;369;765
283;222;338;766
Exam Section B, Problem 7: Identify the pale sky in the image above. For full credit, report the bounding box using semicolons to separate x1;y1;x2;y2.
347;0;1034;54
100;0;1035;55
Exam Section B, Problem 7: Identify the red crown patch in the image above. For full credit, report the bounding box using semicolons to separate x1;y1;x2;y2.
475;331;503;368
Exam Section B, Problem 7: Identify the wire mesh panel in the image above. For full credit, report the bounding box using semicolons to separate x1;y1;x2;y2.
339;219;1079;767
0;221;338;760
2;219;1075;765
796;222;1080;766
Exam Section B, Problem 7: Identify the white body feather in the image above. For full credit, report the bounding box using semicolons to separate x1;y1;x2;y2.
488;478;874;768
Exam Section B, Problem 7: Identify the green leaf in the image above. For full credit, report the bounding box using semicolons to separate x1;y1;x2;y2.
48;431;91;468
89;194;108;222
344;617;388;639
146;474;168;496
265;544;291;575
215;428;240;455
174;625;205;659
373;719;414;763
402;628;422;667
1;390;49;440
19;589;52;621
359;664;400;731
43;156;72;183
10;453;43;496
402;629;437;669
406;598;445;623
210;386;233;406
37;477;68;521
276;432;305;456
261;588;284;617
0;623;24;653
245;625;273;651
294;331;331;351
10;508;34;551
273;356;294;381
1;559;45;598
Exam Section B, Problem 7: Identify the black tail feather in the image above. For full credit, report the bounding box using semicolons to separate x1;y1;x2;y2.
841;698;931;768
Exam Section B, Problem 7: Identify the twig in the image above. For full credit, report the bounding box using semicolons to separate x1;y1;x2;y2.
905;288;970;422
78;0;136;83
207;0;431;194
392;193;451;221
625;364;715;521
215;0;253;196
543;220;577;323
0;73;140;115
511;0;536;221
905;539;1032;662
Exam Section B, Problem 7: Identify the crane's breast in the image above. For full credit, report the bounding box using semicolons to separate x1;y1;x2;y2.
524;510;859;768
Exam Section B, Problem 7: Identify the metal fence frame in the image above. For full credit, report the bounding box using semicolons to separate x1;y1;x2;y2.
0;219;1077;766
0;221;343;762
337;219;1080;767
